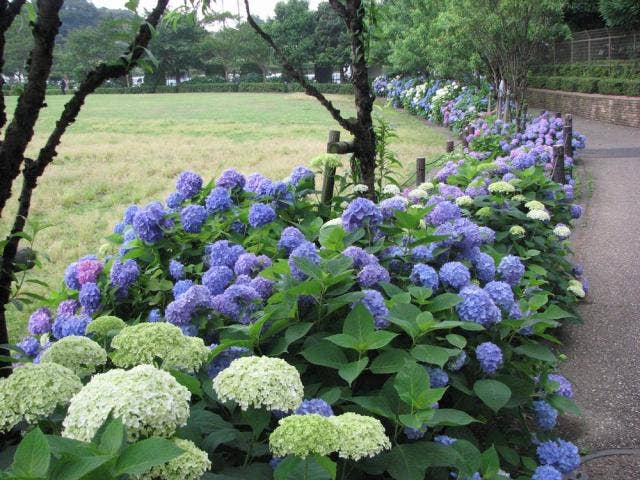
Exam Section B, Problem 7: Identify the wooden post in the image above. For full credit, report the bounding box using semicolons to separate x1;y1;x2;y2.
416;157;426;186
462;127;469;148
446;140;454;153
552;145;565;184
563;114;573;160
469;126;475;136
555;112;562;118
321;131;339;206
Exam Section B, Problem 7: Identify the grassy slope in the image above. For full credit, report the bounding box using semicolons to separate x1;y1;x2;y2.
2;92;446;339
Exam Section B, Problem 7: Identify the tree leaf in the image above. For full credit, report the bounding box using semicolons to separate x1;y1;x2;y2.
302;340;347;369
114;437;184;475
12;427;50;478
394;361;431;409
365;330;398;350
411;344;459;368
370;349;412;374
513;343;556;363
98;418;126;455
428;293;462;311
339;357;369;386
427;408;478;427
473;379;512;413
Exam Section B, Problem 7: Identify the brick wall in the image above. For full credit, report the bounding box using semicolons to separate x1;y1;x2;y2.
527;88;640;128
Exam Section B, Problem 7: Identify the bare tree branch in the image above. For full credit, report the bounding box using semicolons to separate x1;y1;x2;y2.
327;0;348;19
0;0;27;129
243;0;356;135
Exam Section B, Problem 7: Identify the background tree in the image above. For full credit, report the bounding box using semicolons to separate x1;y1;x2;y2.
564;0;605;30
267;0;317;72
598;0;640;29
3;11;31;82
313;2;350;81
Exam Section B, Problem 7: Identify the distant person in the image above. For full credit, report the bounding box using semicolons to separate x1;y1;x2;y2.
60;76;69;94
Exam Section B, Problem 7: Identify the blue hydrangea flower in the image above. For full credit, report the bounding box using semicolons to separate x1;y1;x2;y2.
207;344;250;378
176;171;203;199
532;465;562;480
474;252;495;284
216;168;246;190
180;323;198;336
343;246;378;269
234;253;272;277
410;264;439;291
548;374;573;398
52;313;91;339
266;181;294;206
64;262;80;290
476;342;503;374
497;255;525;286
180;204;207;233
536;439;581;474
269;457;283;470
79;282;101;315
110;258;140;288
289;166;314;186
148;309;162;322
403;424;428;440
17;336;40;357
447;351;467;371
379;196;407;220
278;227;306;254
202;265;234;295
133;202;170;243
412;244;436;263
439;262;471;290
57;300;80;316
166;285;213;325
207;240;245;268
28;308;52;335
169;259;185;280
289;241;321;281
426;366;449;387
123;204;140;225
570;204;582;219
356;289;389;329
533;400;558;430
295;398;334;417
357;264;390;288
212;284;262;324
113;222;125;234
434;435;457;445
173;279;194;299
165;191;185;210
245;173;272;196
426;201;461;226
484;281;515;310
248;203;277;228
250;276;274;300
479;226;496;244
205;187;233;214
341;198;383;232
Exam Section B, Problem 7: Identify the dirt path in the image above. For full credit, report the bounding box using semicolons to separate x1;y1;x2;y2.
558;115;640;478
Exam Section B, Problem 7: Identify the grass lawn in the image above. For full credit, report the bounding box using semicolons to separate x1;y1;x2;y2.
1;92;447;339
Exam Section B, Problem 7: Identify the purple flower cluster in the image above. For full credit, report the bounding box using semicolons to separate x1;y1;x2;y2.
234;253;272;277
426;200;462;226
548;373;573;398
176;171;203;199
205;187;232;214
533;400;558;430
207;240;245;268
357;289;389;329
165;285;213;325
248;203;276;228
207;344;249;378
133;202;171;243
410;263;439;291
476;341;503;373
52;313;91;339
110;258;140;290
202;266;234;295
28;307;52;335
532;466;562;480
536;439;581;474
169;259;185;280
216;169;246;190
288;241;321;281
295;398;334;417
79;282;101;315
76;259;103;285
278;227;306;254
497;255;525;286
439;262;471;290
289;166;314;186
357;264;390;288
343;246;378;269
173;279;194;299
484;281;515;310
341;198;383;232
181;204;207;233
379;196;407;220
426;366;449;387
212;284;262;324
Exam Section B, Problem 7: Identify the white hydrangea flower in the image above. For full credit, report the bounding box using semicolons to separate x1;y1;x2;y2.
526;209;551;222
553;224;571;239
269;414;340;458
40;335;107;377
524;200;545;211
321;217;343;231
63;364;191;442
455;195;474;207
134;438;211;480
111;322;209;373
329;413;391;461
509;225;526;238
339;201;349;209
382;184;401;195
408;189;429;200
488;181;516;194
418;181;434;192
0;363;81;432
310;153;342;171
511;194;526;202
353;184;369;194
212;356;303;412
568;279;586;298
86;315;127;340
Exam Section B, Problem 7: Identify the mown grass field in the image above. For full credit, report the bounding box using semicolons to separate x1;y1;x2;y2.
2;92;446;339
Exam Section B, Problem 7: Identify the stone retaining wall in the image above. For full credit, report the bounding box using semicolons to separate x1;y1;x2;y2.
527;88;640;128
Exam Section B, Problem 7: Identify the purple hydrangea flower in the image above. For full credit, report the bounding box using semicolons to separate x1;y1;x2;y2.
497;255;525;286
57;300;79;316
123;205;140;225
484;281;515;310
207;240;245;268
110;258;140;288
426;201;461;226
426;366;449;387
434;435;457;446
212;284;262;324
341;198;383;233
474;252;495;284
28;308;52;335
289;241;321;281
439;262;471;290
79;282;101;315
410;264;439;291
248;203;277;228
234;253;271;277
548;374;573;398
17;336;40;357
456;285;502;326
181;204;207;233
64;262;80;290
169;259;185;280
216;169;246;190
532;466;562;480
133;202;170;243
357;289;389;329
165;191;185;210
176;171;203;199
180;324;199;336
278;227;306;254
412;244;436;263
76;259;103;285
250;276;274;300
570;204;582;219
52;314;91;339
207;344;250;378
537;439;581;474
295;398;334;417
343;246;378;269
404;424;428;440
479;226;496;244
357;264;390;288
379;197;407;220
173;279;194;299
447;351;467;371
245;173;272;196
289;166;314;186
148;309;162;322
476;342;503;373
205;187;233;214
534;400;558;430
113;222;125;234
202;266;234;295
166;285;213;325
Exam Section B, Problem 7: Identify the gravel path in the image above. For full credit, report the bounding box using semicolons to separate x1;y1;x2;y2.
557;115;640;477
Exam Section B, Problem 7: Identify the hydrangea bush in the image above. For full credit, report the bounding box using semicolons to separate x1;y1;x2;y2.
1;80;589;479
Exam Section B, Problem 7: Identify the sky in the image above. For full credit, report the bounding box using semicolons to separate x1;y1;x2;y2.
90;0;321;20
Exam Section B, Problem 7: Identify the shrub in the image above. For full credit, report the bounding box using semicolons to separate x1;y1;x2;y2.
597;78;624;95
574;77;599;93
237;82;287;93
621;79;640;97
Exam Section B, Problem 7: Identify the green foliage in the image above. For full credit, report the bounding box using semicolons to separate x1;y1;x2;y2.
529;74;640;96
598;0;640;29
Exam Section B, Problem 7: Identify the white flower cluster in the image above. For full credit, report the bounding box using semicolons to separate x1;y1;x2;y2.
63;364;191;442
85;315;127;341
524;200;545;211
488;181;516;194
417;181;434;192
408;189;429;200
330;412;391;461
455;195;474;207
526;209;551;222
568;279;586;298
353;184;369;194
510;225;526;238
309;153;342;171
110;322;209;373
382;184;401;195
40;335;107;377
553;224;571;239
0;363;82;432
212;356;304;412
134;438;211;480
